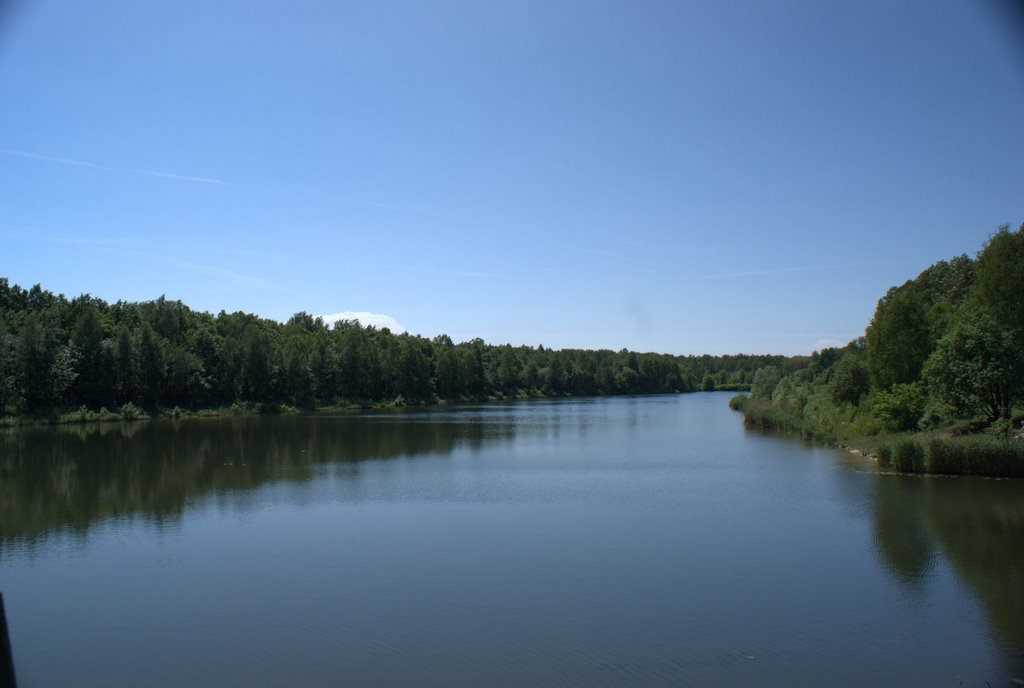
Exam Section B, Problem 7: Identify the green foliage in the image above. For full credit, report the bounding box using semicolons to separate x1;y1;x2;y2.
736;224;1024;478
119;402;147;420
138;322;165;406
71;304;112;407
17;313;53;409
864;255;975;390
829;355;869;405
0;318;14;414
870;382;926;432
800;391;852;444
50;343;80;406
0;279;791;416
58;405;124;424
923;307;1022;421
772;375;810;420
972;223;1024;344
240;324;274;401
114;325;138;404
713;382;750;392
737;397;805;435
865;284;931;389
985;416;1013;437
728;394;746;410
750;365;783;400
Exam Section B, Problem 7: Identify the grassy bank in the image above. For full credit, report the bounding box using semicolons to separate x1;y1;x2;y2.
1;388;693;428
878;435;1024;477
0;401;306;427
729;394;1024;478
1;402;151;427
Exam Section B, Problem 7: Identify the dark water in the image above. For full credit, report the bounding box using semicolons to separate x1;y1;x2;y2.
1;393;1021;687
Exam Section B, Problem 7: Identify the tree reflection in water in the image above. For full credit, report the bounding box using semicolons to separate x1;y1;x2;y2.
872;473;1024;676
0;414;500;549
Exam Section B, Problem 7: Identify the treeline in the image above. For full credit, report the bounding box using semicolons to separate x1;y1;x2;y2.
0;280;787;417
734;223;1024;476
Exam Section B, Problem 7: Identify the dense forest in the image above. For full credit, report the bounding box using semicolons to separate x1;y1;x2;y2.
0;279;791;419
733;223;1024;476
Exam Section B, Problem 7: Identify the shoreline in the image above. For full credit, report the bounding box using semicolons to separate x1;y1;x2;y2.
729;394;1024;479
1;389;743;429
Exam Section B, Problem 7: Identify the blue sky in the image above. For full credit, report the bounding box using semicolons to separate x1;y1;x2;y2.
1;0;1022;355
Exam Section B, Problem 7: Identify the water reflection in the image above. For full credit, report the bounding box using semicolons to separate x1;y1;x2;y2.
0;413;507;549
872;475;937;586
871;473;1024;675
2;398;1023;682
0;399;664;552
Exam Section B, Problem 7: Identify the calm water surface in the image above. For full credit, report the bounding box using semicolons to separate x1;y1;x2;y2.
1;393;1022;687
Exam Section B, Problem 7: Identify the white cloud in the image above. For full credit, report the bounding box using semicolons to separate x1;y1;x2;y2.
318;311;407;333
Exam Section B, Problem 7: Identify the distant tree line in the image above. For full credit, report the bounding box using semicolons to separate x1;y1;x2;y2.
742;223;1024;438
0;281;789;416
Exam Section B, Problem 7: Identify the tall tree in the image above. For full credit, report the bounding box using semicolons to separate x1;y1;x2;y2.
240;324;274;401
72;305;111;407
114;325;139;404
972;223;1024;344
50;343;81;407
282;335;314;407
138;322;166;407
923;308;1022;421
829;355;870;405
865;284;931;390
0;319;15;414
17;314;53;409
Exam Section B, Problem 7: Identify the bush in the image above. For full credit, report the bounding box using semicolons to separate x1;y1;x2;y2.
986;417;1012;437
829;356;870;405
800;393;852;444
750;366;783;400
923;307;1022;421
773;376;810;420
871;382;926;431
728;394;747;411
915;406;944;431
715;383;751;392
119;402;147;420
